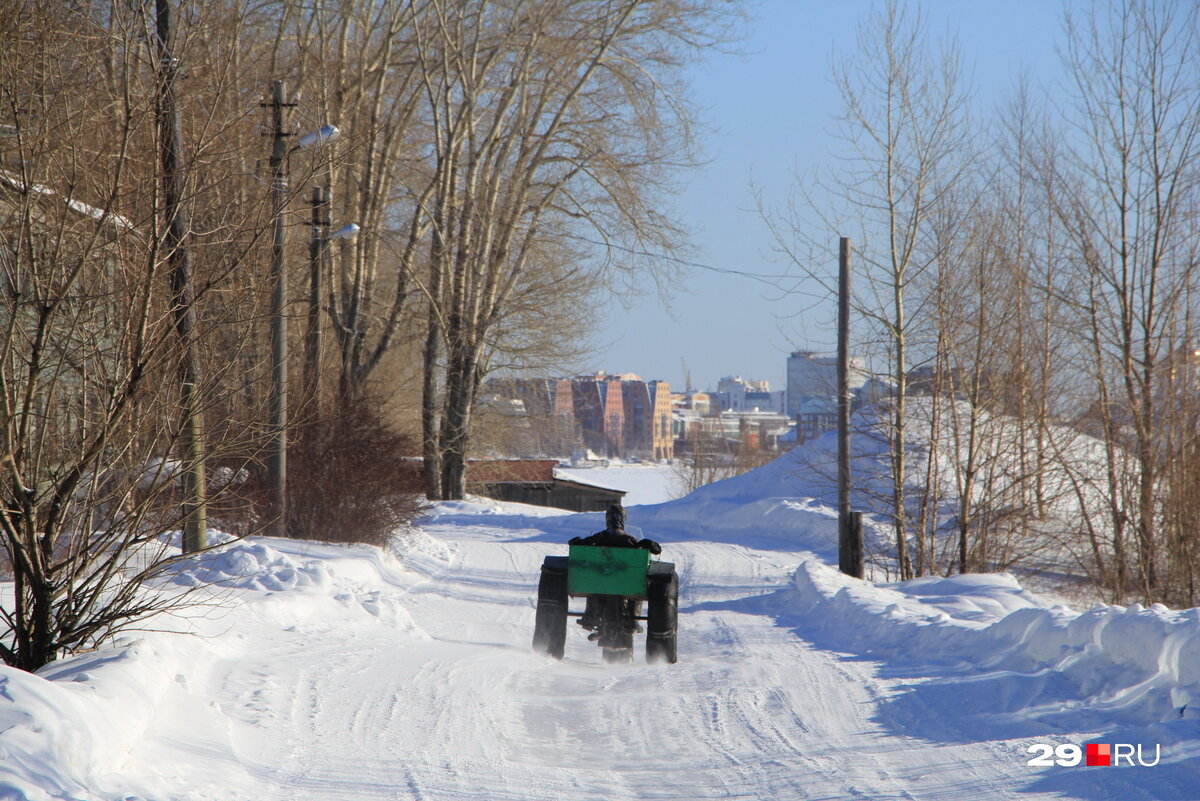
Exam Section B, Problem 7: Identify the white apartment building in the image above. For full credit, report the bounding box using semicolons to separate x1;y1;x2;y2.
785;351;869;417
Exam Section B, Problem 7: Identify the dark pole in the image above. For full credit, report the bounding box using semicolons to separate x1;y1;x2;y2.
266;80;292;539
304;185;328;413
155;0;206;552
838;237;863;577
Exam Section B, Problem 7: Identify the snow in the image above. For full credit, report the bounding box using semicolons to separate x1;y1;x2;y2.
0;169;137;233
3;451;1200;799
554;461;681;505
791;558;1200;726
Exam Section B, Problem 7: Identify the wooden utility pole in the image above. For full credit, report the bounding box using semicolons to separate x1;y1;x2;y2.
838;237;863;577
155;0;206;552
265;80;294;539
304;185;328;412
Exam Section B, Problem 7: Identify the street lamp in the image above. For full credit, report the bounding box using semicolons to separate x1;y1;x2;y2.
264;79;342;539
297;124;340;149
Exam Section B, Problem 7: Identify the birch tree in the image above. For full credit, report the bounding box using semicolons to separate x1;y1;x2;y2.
779;1;973;578
1056;0;1200;602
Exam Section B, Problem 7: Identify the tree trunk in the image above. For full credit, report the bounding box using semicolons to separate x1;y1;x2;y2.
422;303;443;500
155;0;206;552
439;340;482;500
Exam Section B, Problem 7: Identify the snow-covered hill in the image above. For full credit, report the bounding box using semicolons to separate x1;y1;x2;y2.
3;459;1200;799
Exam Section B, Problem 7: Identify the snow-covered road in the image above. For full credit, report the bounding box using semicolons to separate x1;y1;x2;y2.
102;512;1083;800
5;495;1200;800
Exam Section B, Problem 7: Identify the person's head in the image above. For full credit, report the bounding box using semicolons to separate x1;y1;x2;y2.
605;503;626;533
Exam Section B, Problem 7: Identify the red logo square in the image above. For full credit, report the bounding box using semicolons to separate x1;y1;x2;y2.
1086;743;1111;766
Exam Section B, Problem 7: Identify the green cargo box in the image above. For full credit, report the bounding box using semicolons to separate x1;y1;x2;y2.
567;544;651;598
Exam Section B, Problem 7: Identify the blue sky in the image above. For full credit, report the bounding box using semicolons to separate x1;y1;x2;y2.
591;0;1063;394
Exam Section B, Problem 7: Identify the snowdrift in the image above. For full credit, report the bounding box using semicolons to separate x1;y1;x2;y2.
792;558;1200;726
0;639;193;800
633;438;846;553
645;401;1111;560
628;405;1200;729
0;536;427;800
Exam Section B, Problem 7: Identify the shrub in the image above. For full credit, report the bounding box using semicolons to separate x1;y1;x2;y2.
286;402;427;546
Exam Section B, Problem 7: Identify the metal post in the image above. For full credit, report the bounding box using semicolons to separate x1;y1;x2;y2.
266;80;293;539
838;237;863;577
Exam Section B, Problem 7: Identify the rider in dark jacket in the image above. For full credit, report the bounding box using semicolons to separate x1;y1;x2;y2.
571;504;660;633
569;504;661;553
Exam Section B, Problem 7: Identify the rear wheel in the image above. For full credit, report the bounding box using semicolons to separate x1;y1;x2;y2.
646;570;678;664
597;595;634;664
602;640;634;664
532;563;568;659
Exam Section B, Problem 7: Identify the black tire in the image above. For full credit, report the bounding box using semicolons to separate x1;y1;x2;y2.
598;596;634;664
646;570;678;664
532;564;568;659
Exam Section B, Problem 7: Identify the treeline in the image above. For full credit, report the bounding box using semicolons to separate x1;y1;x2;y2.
779;0;1200;606
0;0;737;670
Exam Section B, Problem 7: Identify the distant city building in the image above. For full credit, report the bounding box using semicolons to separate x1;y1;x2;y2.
674;390;712;414
786;351;870;417
713;409;793;450
485;377;554;416
649;380;674;459
552;378;574;417
716;375;753;410
483;372;672;460
571;376;606;455
715;375;785;414
621;379;652;457
792;396;837;443
600;376;626;457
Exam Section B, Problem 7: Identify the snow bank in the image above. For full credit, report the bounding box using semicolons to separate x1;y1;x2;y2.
632;443;852;554
167;538;426;631
0;638;200;800
0;536;429;798
169;539;335;593
792;559;1200;724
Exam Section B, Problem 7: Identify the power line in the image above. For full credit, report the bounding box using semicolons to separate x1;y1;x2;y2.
565;233;832;299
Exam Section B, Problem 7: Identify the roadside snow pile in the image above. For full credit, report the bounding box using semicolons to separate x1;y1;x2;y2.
156;527;239;551
169;539;334;592
793;559;1200;724
166;537;422;627
0;637;213;801
2;534;429;799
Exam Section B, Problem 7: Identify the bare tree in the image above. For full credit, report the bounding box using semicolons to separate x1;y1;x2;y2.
1054;0;1200;602
0;1;282;671
769;1;973;579
411;0;735;499
283;0;433;407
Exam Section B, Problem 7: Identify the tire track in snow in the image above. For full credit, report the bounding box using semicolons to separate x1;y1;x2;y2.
136;517;1059;800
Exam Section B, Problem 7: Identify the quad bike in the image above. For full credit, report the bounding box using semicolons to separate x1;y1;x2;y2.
532;544;678;664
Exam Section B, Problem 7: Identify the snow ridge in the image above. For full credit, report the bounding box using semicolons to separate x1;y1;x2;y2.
792;558;1200;726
